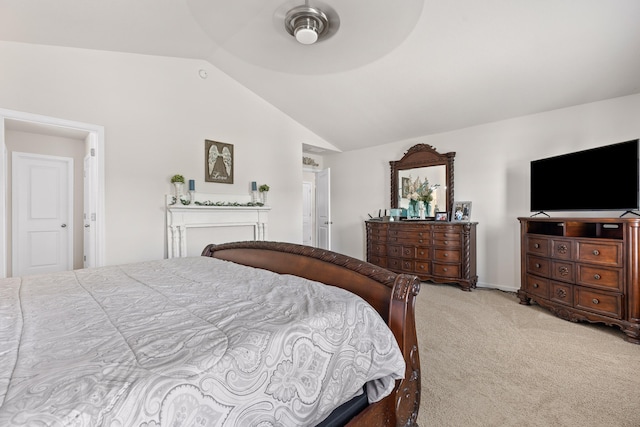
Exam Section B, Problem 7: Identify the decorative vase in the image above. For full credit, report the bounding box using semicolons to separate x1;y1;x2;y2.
408;199;418;218
173;182;184;198
425;202;431;217
261;191;268;205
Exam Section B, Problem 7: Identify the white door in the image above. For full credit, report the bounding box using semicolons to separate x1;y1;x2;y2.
12;152;73;276
316;168;331;250
302;181;313;246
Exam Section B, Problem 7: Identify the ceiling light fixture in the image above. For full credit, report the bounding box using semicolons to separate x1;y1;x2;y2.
284;5;330;45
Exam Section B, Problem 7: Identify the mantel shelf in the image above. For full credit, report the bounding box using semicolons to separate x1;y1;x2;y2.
168;204;270;211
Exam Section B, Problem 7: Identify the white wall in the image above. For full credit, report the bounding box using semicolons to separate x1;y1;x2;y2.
0;41;333;266
325;93;640;291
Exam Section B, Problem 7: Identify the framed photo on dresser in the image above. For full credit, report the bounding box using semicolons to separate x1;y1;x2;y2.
435;212;449;221
453;201;472;222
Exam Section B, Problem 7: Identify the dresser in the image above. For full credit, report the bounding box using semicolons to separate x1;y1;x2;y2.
518;217;640;344
366;220;478;291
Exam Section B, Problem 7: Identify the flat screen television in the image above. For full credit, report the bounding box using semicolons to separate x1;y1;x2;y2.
530;139;639;212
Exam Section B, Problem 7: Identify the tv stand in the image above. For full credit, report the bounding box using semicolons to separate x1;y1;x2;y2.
619;210;640;218
518;217;640;344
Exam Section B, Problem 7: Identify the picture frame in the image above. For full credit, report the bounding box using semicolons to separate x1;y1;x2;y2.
435;211;449;221
205;140;234;184
401;177;411;198
452;201;472;222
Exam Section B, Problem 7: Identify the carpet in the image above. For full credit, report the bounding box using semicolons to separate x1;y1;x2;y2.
414;283;640;427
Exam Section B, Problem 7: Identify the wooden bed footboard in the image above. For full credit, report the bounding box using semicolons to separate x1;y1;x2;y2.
202;241;421;427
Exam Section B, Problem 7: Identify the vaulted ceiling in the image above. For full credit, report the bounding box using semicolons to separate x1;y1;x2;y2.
2;0;640;152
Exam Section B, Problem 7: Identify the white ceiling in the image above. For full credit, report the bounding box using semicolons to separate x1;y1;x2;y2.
2;0;640;152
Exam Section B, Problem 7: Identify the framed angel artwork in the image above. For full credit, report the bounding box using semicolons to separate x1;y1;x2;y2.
205;140;233;184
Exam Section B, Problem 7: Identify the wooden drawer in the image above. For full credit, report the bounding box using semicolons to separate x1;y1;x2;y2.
433;225;459;233
369;243;387;256
388;245;402;258
387;258;402;271
434;248;461;263
551;260;574;283
576;241;622;266
367;224;387;236
389;228;429;237
415;247;431;260
433;237;460;248
550;281;573;306
388;245;413;258
414;261;430;274
525;274;549;299
432;262;460;278
433;230;461;246
576;265;623;291
526;255;550;277
526;236;550;256
574;287;622;319
551;239;572;260
388;234;429;245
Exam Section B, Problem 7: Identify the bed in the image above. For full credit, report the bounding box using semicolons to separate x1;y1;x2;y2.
0;241;421;426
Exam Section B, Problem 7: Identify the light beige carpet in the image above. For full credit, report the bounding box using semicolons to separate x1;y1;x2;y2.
414;283;640;427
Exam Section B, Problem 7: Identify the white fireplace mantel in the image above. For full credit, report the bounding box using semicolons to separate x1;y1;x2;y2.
166;193;270;258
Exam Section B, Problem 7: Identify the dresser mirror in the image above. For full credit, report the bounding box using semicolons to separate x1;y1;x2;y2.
390;144;455;217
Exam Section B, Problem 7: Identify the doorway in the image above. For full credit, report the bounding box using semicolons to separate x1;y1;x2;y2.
0;108;105;278
302;167;331;250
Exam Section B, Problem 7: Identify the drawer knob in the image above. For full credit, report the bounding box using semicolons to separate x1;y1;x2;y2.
556;289;567;299
535;263;541;268
592;298;600;305
444;253;449;257
558;266;569;276
557;244;568;254
533;283;539;288
592;249;600;256
593;274;601;280
534;243;540;249
419;265;425;269
444;241;449;245
443;268;448;272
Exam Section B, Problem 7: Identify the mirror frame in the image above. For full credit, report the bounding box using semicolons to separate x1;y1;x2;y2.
390;144;456;214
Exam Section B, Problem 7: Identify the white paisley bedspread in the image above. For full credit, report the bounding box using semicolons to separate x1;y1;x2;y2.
0;256;405;427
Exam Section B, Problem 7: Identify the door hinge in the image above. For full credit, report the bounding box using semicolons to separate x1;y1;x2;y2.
91;213;96;221
90;148;96;157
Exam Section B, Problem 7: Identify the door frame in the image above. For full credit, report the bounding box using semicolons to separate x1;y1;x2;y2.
0;108;105;278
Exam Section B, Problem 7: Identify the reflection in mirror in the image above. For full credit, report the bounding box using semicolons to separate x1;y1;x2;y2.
398;166;446;216
390;144;455;218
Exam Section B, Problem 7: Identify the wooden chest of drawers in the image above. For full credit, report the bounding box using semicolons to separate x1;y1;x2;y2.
366;220;477;291
518;217;640;343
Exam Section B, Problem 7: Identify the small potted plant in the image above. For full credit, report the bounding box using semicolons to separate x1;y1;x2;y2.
171;174;185;198
259;184;270;205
